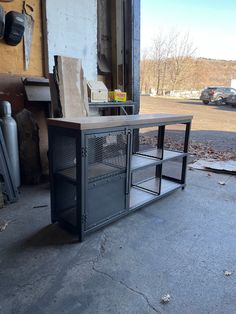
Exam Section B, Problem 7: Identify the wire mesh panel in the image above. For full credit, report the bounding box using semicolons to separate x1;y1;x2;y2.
132;126;163;159
87;131;128;183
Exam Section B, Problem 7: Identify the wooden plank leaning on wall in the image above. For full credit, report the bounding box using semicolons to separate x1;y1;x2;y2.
0;0;44;77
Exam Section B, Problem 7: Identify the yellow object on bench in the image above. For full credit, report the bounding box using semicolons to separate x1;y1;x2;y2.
109;90;127;102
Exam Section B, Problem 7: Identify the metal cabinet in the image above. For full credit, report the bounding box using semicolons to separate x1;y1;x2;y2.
48;114;192;241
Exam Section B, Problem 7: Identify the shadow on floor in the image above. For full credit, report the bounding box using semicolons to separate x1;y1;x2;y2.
24;224;79;248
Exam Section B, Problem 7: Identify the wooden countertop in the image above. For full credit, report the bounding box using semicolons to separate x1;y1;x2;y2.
48;114;193;130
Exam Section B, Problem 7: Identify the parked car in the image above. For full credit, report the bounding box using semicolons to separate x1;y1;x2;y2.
226;93;236;107
200;86;236;105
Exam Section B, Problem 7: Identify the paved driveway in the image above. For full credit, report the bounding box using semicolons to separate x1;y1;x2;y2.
140;96;236;153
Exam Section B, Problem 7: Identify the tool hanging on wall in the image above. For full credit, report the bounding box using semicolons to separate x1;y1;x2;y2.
0;5;5;39
23;1;35;70
4;11;25;45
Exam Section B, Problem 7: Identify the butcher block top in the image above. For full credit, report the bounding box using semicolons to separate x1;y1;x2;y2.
48;114;193;131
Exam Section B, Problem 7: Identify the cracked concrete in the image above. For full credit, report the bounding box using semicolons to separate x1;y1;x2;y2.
92;265;161;313
92;233;161;313
0;171;236;313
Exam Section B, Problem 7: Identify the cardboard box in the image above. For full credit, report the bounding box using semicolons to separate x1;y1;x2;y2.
109;90;127;102
87;80;108;103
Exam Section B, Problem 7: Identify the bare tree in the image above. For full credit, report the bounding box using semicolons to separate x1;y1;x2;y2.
140;49;151;93
151;34;166;94
168;32;196;90
141;34;236;92
140;31;196;93
160;31;177;94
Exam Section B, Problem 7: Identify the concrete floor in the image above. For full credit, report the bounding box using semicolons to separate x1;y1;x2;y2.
0;170;236;314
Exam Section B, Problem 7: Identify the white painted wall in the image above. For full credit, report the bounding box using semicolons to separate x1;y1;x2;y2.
45;0;97;80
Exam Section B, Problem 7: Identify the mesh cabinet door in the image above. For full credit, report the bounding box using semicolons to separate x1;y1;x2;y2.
85;130;128;230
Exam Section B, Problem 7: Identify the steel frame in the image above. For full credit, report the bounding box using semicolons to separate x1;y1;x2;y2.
48;119;192;241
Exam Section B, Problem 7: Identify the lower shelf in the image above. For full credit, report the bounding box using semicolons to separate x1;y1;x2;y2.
130;187;156;208
130;178;182;209
161;178;181;194
56;163;124;183
88;162;122;181
54;179;184;237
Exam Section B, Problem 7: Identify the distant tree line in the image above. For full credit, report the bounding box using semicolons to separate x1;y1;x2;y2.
141;31;236;94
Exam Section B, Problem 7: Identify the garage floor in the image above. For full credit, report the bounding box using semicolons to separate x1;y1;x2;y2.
0;170;236;314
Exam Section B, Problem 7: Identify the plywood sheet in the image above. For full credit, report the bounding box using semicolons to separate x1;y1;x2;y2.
55;56;89;118
0;0;44;76
189;159;236;174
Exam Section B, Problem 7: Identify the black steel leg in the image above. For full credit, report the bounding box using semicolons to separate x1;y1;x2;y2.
181;122;191;185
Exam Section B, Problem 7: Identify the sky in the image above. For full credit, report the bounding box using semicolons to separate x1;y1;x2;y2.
141;0;236;60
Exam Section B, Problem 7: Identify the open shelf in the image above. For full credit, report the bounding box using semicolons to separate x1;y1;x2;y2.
130;186;157;209
130;178;182;209
136;148;186;160
163;150;186;160
161;178;181;194
137;176;160;192
135;147;162;158
131;154;160;171
56;152;186;181
88;162;124;182
131;149;186;171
